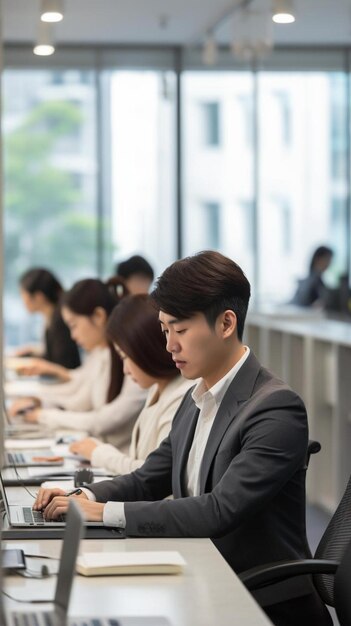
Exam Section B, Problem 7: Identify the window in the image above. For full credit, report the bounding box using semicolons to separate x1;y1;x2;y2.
257;72;348;303
201;101;221;146
182;72;255;283
2;69;98;346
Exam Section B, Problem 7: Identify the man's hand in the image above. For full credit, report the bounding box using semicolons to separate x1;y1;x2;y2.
69;438;98;460
43;495;104;522
33;487;68;511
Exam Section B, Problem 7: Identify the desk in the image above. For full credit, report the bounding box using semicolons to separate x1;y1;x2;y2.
3;536;272;626
2;485;272;625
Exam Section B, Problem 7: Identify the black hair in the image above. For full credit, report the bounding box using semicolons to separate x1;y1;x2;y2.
309;246;333;274
20;268;63;304
116;255;154;281
61;277;129;402
151;250;251;341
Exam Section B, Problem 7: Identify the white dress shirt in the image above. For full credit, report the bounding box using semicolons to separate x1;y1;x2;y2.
84;347;250;527
186;347;250;496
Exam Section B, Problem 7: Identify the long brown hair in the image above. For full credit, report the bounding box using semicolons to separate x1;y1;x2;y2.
107;294;177;379
61;276;128;402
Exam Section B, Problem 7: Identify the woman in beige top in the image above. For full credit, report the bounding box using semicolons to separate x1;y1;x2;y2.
69;294;194;474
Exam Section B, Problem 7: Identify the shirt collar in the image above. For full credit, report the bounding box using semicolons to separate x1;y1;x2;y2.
192;346;250;410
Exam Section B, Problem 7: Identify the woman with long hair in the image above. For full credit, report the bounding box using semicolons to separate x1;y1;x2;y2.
15;267;81;370
10;278;146;450
69;294;194;474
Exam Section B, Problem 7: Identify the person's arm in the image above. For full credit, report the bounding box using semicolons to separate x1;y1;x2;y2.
89;376;146;437
87;389;308;536
37;377;145;436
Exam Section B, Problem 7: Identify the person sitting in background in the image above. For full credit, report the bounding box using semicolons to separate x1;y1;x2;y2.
116;254;154;294
14;267;81;371
10;278;146;451
69;294;194;475
291;246;333;307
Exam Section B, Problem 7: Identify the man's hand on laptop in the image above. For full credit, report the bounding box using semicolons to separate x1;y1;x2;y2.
33;487;105;521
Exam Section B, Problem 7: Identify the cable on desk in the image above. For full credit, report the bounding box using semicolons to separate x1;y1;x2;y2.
2;589;55;603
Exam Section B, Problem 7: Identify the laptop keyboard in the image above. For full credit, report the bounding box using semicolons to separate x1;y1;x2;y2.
22;507;65;525
12;617;121;626
7;452;26;464
12;612;57;626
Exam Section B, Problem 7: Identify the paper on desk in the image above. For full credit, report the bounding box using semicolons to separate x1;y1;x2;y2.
4;438;55;450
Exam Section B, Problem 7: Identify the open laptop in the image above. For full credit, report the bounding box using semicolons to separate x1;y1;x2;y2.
2;500;171;626
0;474;120;529
3;449;64;468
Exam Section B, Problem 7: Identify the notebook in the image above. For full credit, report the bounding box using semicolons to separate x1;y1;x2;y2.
1;501;171;626
76;551;186;576
0;474;120;530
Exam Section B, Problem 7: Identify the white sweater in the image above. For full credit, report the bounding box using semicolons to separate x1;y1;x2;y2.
91;375;194;475
37;347;147;452
34;346;112;412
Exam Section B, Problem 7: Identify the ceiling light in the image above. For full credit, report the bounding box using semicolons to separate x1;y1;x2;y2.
33;21;55;56
272;0;295;24
202;34;218;66
40;0;64;23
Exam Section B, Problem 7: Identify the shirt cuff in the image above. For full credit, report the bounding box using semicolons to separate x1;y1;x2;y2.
80;487;96;501
103;501;126;528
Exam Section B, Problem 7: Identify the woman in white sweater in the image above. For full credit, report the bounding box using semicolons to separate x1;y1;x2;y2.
69;294;194;474
13;278;146;450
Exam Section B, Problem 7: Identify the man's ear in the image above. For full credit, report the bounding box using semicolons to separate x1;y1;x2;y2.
91;306;107;327
220;310;237;338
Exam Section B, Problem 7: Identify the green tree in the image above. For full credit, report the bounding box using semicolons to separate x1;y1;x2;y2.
4;99;97;292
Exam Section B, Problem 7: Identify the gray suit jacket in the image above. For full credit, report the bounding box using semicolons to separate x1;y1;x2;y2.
89;352;313;605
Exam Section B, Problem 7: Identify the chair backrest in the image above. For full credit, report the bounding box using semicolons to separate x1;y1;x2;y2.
334;536;351;626
313;473;351;606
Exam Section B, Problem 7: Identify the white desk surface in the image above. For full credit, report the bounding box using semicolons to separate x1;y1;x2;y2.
3;536;272;626
2;485;272;626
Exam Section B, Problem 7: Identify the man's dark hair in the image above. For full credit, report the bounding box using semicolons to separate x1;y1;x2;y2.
116;255;154;281
152;251;251;341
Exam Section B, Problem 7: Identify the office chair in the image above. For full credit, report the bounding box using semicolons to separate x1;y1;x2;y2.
334;535;351;626
239;470;351;620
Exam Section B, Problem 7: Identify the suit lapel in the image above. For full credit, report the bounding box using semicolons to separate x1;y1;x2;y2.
199;351;261;494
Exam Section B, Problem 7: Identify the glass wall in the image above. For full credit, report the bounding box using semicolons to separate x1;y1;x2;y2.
108;70;176;279
257;71;348;304
182;72;255;284
2;48;351;348
182;55;348;306
2;68;98;346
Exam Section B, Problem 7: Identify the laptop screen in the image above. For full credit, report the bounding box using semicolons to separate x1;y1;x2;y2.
54;500;84;612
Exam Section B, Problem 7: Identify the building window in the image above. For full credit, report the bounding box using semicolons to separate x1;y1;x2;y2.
201;101;221;146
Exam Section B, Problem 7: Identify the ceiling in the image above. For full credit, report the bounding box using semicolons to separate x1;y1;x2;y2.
3;0;351;48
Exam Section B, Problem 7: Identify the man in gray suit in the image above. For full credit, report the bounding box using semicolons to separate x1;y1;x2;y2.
35;251;331;626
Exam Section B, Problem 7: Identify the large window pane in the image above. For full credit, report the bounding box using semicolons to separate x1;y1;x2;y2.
257;72;348;304
108;70;177;278
3;69;98;346
182;72;255;283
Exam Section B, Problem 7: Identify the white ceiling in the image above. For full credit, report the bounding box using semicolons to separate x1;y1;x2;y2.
3;0;351;48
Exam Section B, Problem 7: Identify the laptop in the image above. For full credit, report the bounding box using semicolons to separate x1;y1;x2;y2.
2;500;171;626
3;449;64;468
0;474;120;530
